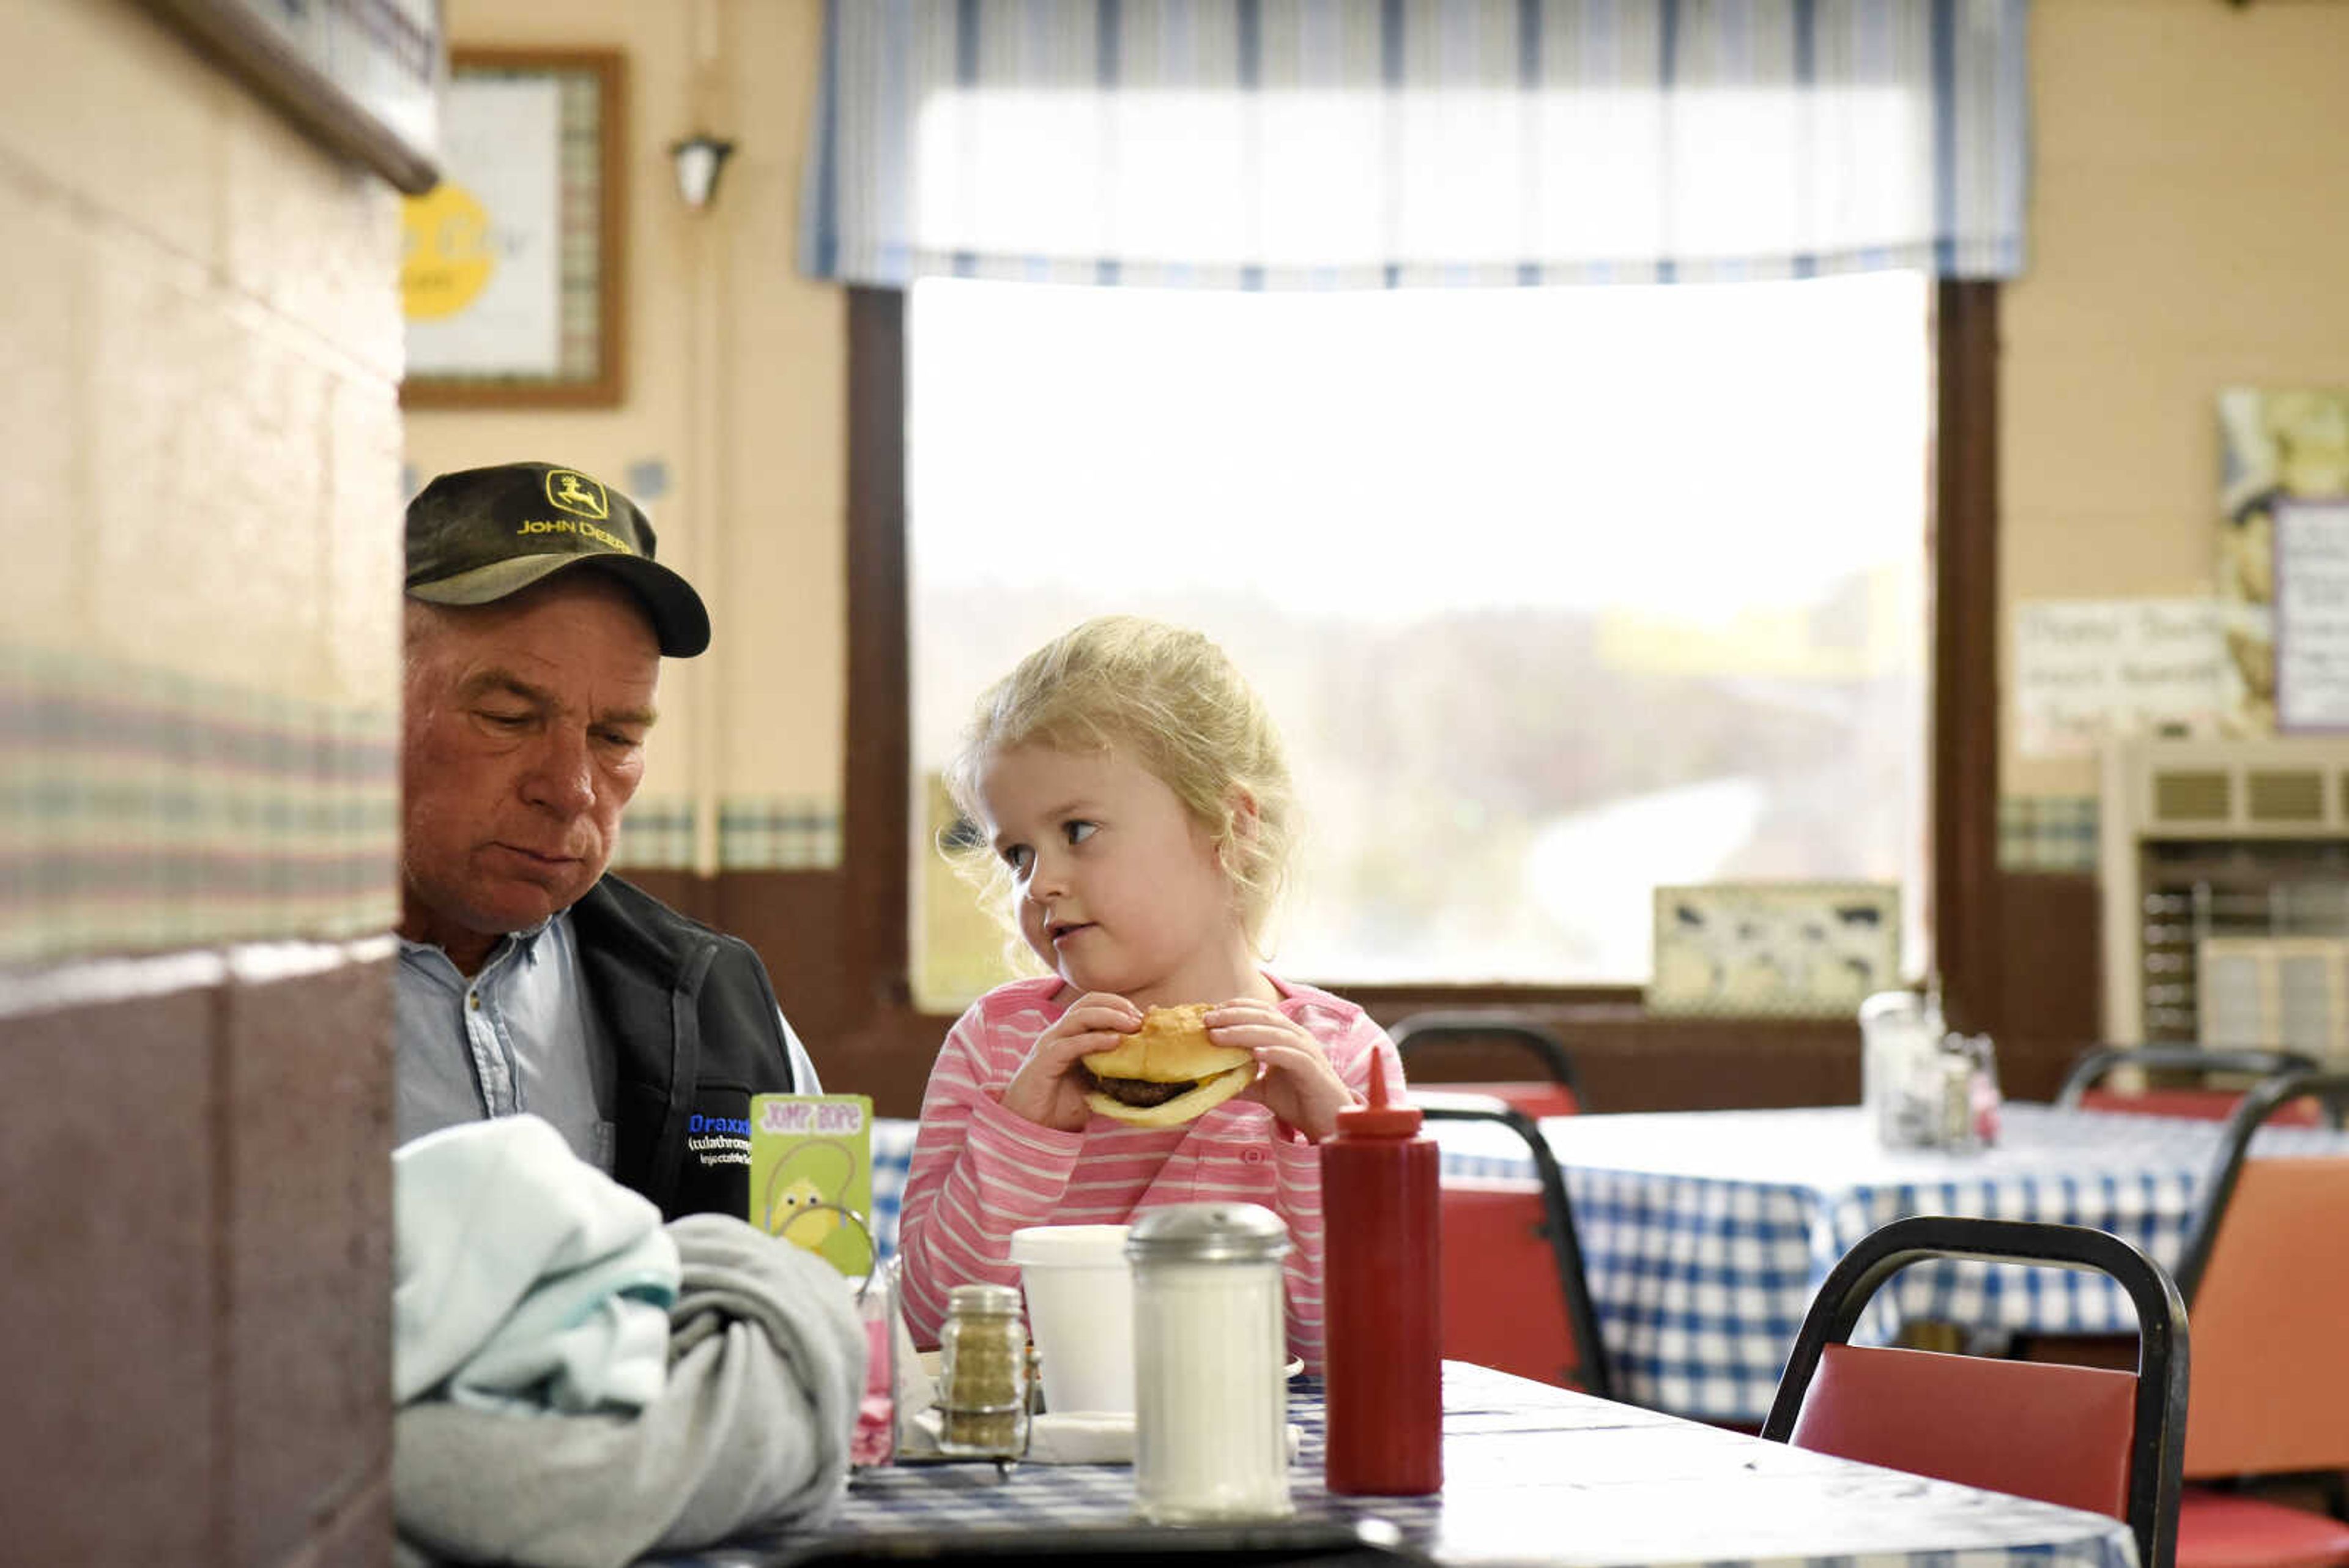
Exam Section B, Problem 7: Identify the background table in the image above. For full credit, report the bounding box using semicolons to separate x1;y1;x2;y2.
680;1361;2134;1568
1428;1102;2349;1422
870;1118;917;1263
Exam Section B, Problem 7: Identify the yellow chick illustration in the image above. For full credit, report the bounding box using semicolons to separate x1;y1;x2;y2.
770;1175;841;1251
2268;392;2349;496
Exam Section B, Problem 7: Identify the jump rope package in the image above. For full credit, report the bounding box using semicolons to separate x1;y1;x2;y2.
749;1094;877;1272
750;1094;905;1463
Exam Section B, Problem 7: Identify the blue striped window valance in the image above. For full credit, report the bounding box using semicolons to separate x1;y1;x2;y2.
800;0;2029;289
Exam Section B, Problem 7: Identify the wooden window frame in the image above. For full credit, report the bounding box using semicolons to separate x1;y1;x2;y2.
841;281;2001;1034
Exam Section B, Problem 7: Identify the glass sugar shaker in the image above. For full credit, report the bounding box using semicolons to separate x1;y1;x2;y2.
1127;1203;1294;1522
935;1282;1031;1458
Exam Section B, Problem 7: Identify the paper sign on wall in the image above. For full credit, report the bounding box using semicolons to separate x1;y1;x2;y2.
2013;599;2228;759
2276;499;2349;731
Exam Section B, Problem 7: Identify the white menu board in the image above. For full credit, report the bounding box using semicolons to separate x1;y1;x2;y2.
2276;499;2349;731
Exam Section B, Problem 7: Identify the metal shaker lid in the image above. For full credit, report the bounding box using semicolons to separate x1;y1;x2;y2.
1126;1201;1293;1263
947;1282;1022;1315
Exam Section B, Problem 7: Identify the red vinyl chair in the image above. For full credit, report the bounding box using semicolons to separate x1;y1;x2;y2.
2056;1046;2327;1127
1416;1094;1612;1398
1762;1216;2189;1568
1392;1012;1583;1121
2165;1071;2349;1568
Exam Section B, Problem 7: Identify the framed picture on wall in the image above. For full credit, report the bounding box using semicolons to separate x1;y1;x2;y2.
1647;881;1902;1018
400;48;626;407
2215;387;2349;735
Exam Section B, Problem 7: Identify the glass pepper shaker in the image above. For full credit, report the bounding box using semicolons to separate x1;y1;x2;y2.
935;1282;1031;1458
1127;1202;1294;1522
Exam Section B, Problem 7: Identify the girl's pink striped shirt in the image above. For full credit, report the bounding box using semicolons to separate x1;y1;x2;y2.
895;973;1401;1375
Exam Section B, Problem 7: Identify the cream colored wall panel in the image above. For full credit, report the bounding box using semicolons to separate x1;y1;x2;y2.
2005;749;2097;803
87;243;328;694
2012;165;2349;352
2002;505;2214;601
2008;343;2349;523
404;421;647;480
0;0;223;272
643;653;703;790
2031;0;2349;175
0;176;88;648
720;296;845;801
2001;345;2225;519
644;464;710;608
713;0;844;803
221;100;406;387
446;0;656;46
324;376;406;708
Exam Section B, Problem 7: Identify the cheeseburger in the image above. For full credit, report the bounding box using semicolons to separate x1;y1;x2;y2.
1080;1003;1254;1127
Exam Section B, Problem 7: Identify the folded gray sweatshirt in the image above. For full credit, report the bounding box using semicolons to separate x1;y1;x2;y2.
395;1212;867;1568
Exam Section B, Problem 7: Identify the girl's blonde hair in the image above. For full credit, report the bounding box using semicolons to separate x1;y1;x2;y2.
943;615;1298;956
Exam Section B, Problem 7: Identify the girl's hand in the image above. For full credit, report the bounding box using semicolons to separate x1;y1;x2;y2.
998;992;1141;1132
1211;999;1355;1143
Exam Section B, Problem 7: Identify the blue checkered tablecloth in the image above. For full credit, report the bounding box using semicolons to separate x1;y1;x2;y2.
870;1118;917;1263
1430;1102;2349;1423
672;1361;2134;1568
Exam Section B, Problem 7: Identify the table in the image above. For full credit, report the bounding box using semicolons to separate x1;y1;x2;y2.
870;1118;917;1263
680;1361;2136;1568
1427;1102;2349;1422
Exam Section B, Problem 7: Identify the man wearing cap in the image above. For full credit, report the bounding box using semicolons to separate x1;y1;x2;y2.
395;461;819;1219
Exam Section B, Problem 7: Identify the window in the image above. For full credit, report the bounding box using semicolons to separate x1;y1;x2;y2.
905;273;1932;1009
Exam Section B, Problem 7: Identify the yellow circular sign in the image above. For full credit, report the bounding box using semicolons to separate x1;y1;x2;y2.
400;181;495;321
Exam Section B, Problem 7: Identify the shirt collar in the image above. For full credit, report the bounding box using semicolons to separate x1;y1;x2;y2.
395;916;557;977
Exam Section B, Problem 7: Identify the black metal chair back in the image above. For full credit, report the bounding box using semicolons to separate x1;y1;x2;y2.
1389;1012;1584;1113
1417;1093;1613;1400
2055;1045;2329;1124
1761;1215;2189;1568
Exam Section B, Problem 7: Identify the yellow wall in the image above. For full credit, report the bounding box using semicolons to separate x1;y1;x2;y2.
2;3;404;704
406;0;846;871
2005;0;2349;798
419;0;2349;817
2;0;404;957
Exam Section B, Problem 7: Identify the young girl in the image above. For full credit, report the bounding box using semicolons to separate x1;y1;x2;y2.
894;615;1402;1374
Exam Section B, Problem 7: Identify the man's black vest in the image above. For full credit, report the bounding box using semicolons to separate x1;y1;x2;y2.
568;874;799;1220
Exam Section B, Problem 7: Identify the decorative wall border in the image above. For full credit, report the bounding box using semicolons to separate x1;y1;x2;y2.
719;799;842;871
1998;794;2099;874
0;644;398;965
607;797;845;873
609;799;697;871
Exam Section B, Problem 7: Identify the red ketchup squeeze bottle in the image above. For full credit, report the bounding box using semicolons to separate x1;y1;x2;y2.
1319;1051;1442;1496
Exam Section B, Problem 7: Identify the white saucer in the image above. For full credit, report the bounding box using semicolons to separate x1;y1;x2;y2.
919;1350;1305;1380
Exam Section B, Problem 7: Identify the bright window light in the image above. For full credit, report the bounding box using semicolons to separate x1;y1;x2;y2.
908;272;1929;1004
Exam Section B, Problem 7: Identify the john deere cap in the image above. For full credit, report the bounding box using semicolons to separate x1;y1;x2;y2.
404;461;711;657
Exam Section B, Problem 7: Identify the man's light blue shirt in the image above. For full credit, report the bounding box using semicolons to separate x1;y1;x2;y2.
395;908;822;1172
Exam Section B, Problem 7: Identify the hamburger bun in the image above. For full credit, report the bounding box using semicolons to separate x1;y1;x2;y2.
1080;1003;1254;1127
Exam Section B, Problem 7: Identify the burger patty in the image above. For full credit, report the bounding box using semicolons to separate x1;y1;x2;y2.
1084;1071;1200;1109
